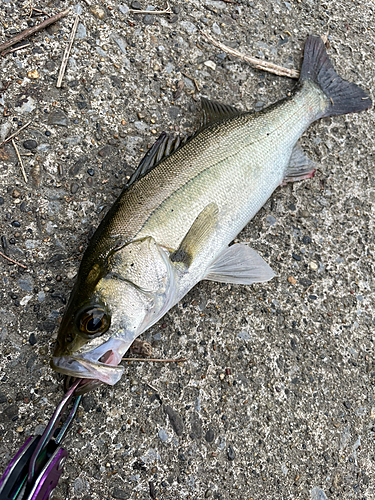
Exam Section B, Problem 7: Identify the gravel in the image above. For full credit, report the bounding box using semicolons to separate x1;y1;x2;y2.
0;1;374;499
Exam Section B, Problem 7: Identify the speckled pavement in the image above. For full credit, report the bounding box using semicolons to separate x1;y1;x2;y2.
0;1;374;499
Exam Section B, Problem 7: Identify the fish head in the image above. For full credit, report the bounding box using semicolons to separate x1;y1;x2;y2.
51;237;176;393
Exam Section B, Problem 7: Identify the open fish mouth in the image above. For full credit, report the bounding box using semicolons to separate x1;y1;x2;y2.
51;350;124;385
51;337;132;393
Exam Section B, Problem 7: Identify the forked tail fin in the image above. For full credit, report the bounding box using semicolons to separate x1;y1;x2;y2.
300;35;372;117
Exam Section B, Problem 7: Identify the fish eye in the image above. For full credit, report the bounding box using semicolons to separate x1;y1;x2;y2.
77;306;110;338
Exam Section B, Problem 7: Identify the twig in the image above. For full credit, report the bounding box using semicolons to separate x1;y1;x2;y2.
122;357;187;363
0;250;27;269
182;72;200;92
130;2;172;14
0;121;32;148
1;43;31;56
12;139;28;183
0;8;70;55
56;14;79;88
31;7;50;16
201;32;300;79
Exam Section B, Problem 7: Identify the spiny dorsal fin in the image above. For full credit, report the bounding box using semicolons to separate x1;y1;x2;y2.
126;132;189;188
201;97;241;127
126;98;241;190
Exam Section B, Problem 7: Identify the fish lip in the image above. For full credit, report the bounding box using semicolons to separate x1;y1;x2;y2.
51;351;124;386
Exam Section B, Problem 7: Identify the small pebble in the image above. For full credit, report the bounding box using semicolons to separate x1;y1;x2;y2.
292;253;301;261
16;426;24;433
11;221;21;227
131;0;141;9
23;139;37;150
288;276;297;285
90;5;106;19
29;333;37;346
87;168;95;176
227;445;235;461
205;429;215;443
45;130;51;137
27;69;39;79
71;182;79;194
309;262;318;271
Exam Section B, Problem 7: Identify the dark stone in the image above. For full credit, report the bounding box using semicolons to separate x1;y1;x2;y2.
77;101;87;109
131;0;141;9
81;395;96;412
11;221;20;227
227;445;235;461
48;254;65;265
112;487;129;499
98;145;116;158
70;155;89;176
48;109;69;127
190;412;203;439
143;14;155;24
205;428;215;443
303;235;311;245
164;405;184;436
87;168;95;176
343;401;351;409
169;106;181;120
0;404;18;423
42;320;56;333
0;392;6;404
23;139;37;150
309;295;317;300
29;333;37;345
292;253;301;261
0;197;4;205
172;4;180;13
71;182;79;194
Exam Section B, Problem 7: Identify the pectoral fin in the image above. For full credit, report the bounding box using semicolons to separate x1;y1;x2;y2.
171;202;219;267
204;243;275;285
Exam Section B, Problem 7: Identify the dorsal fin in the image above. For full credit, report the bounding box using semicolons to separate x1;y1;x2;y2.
126;132;189;188
125;98;241;190
200;97;241;127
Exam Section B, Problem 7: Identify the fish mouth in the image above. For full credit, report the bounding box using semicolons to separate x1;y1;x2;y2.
51;338;131;392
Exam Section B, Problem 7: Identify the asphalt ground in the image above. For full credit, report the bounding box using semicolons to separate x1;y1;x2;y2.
0;0;374;499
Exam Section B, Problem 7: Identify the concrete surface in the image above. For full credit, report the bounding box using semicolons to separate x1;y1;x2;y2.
0;0;374;499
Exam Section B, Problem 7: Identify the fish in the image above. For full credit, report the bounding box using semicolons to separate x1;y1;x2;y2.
51;35;371;394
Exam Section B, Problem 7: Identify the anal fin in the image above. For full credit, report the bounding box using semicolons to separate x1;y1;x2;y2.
283;143;316;184
204;243;275;285
171;202;219;267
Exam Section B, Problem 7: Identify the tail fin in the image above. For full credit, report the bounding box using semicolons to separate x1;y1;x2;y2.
300;35;372;117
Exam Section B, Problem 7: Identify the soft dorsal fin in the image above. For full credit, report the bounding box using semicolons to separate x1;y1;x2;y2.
126;132;189;188
201;97;242;127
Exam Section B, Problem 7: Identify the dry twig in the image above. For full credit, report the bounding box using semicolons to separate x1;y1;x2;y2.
0;250;27;269
182;72;200;92
201;32;300;79
56;13;79;88
0;121;32;148
1;43;30;56
0;8;70;55
130;2;172;14
12;139;28;183
122;357;187;363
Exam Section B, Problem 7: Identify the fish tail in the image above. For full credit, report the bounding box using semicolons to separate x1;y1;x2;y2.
300;35;372;117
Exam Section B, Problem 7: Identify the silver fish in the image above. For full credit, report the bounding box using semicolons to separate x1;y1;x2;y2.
51;36;371;393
